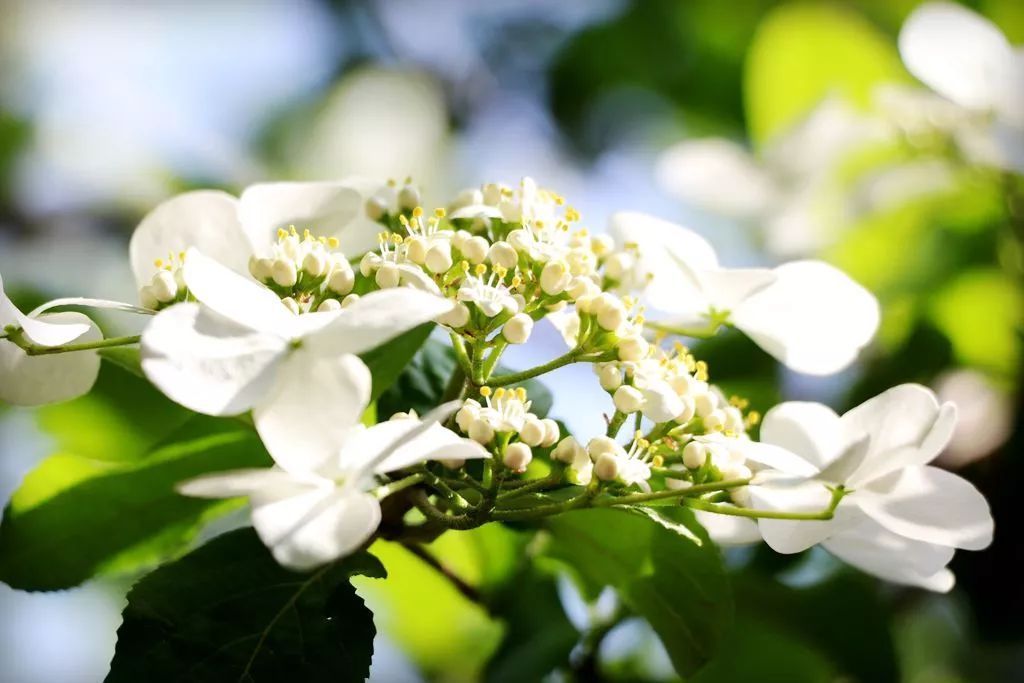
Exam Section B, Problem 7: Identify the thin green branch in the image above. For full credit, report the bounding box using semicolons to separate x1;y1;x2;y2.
487;347;611;387
13;334;141;356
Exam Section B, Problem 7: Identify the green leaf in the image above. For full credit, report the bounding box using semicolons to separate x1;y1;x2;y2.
544;506;732;677
106;529;385;683
378;339;553;418
360;323;433;401
0;420;271;591
97;346;143;378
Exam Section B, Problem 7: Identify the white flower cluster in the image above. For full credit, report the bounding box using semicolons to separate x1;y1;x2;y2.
455;387;560;472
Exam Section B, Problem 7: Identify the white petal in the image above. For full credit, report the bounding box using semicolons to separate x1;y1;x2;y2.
702;434;819;478
177;468;308;499
899;1;1013;111
129;190;249;289
731;260;879;375
858;465;993;551
640;382;684;423
1;273;90;345
0;312;101;406
748;476;843;554
238;181;363;254
252;487;381;571
398;263;443;294
693;510;762;546
182;247;297;335
372;421;489;474
546;309;580;349
759;401;844;471
253;350;371;474
29;297;154;317
655;138;778;218
141;303;286;416
841;383;954;484
698;267;776;314
305;288;453;356
823;516;956;592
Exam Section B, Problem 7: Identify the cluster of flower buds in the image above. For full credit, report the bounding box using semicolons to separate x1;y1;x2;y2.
550;431;659;491
248;226;356;314
454;387;559;473
139;251;189;310
364;177;424;228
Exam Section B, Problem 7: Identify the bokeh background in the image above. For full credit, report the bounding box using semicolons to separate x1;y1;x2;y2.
0;0;1022;681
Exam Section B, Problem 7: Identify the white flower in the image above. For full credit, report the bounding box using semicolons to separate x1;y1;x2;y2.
897;2;1024;173
457;274;518;317
0;272;102;406
141;248;454;472
178;407;488;570
749;384;993;591
610;212;879;376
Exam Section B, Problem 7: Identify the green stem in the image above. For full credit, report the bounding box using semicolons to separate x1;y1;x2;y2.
645;320;722;339
683;497;835;521
373;473;425;499
441;364;467;403
496;471;564;501
479;338;508;381
410;489;481;530
491;490;594;521
606;410;628;438
416;467;470;511
14;334;141;356
450;332;473;376
488;347;609;387
592;478;751;507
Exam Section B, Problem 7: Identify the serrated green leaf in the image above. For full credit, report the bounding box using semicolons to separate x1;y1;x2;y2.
106;529;384;683
544;506;732;678
0;419;271;591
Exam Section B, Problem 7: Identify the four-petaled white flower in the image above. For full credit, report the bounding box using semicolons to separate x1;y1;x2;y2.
749;383;993;592
456;274;518;317
610;211;880;376
179;406;489;570
141;248;454;472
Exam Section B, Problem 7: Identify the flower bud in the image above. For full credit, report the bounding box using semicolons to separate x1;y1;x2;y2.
731;486;751;507
641;385;685;423
675;395;696;424
704;409;727;432
366;196;388;221
596;364;622;391
271;258;298;288
594;452;621;481
725;406;745;433
591;234;614;256
359;252;378;277
722;463;752;482
327;268;355;296
455;401;480;433
503;442;533;472
682;441;708;469
317;298;341;313
405;235;428;264
302;250;329;278
665;466;693;491
281;296;301;315
617;335;648;362
398;184;421;211
603;252;633;281
139;285;159;310
552;436;585;464
425;241;454;273
452;187;483;209
596;295;626;332
468;417;495;445
613;385;644;414
375;262;401;289
587;436;622;461
694;391;717;418
519;417;546;447
341;293;360;308
507;228;530;251
462;236;489;264
503;313;534;344
488;241;518;270
566;276;598;301
567;455;594;486
437;302;470;328
482;183;502;205
249;256;274;282
540;260;571;296
440;458;466;470
575;295;597;314
151;271;178;303
540;418;560;447
451;230;471;251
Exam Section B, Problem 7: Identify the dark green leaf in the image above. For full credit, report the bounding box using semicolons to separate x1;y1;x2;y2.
97;346;143;378
360;323;433;401
544;506;732;678
0;420;271;591
106;529;385;683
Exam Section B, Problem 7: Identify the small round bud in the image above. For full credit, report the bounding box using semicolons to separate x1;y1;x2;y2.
682;441;708;469
596;364;622;391
594;452;621;481
139;285;159;310
440;458;466;470
271;259;298;288
488;241;518;269
704;409;727;432
507;228;530;251
281;296;301;315
694;392;717;418
617;335;649;362
575;295;597;314
375;262;401;289
455;401;480;433
451;230;471;251
366;196;388;221
327;268;355;296
405;235;428;264
341;293;361;308
722;463;752;482
552;436;584;463
675;395;696;424
249;256;274;282
587;436;622;461
317;298;342;313
603;252;634;281
596;295;626;332
725;406;745;433
437;302;470;328
566;276;598;301
425;241;454;273
502;313;534;344
591;234;614;256
519;417;546;447
462;236;489;264
613;385;644;414
398;185;421;211
151;271;178;303
731;486;752;507
359;252;379;277
468;418;495;445
503;442;533;472
540;418;560;447
540;260;571;296
302;250;329;278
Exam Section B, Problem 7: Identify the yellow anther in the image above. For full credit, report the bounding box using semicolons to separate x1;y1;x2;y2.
387;178;397;187
303;228;312;240
460;261;470;272
493;265;508;278
565;207;580;221
494;388;507;400
535;220;545;229
391;234;404;244
399;214;410;227
634;315;645;325
634;429;644;440
289;225;298;236
277;228;288;239
510;276;522;288
154;259;164;268
327;237;339;249
516;387;527;401
404;176;412;184
480;386;492;397
474;263;487;276
179;251;187;262
434;208;446;218
651;454;664;467
412;207;424;218
745;411;762;427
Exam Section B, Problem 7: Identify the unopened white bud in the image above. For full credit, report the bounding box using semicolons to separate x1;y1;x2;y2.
704;409;727;432
375;262;401;289
151;271;178;303
596;364;622;391
722;463;752;482
540;418;560;447
249;256;274;282
405;235;428;264
468;418;495;445
665;466;693;491
604;252;633;281
452;188;483;209
596;295;626;332
540;260;571;296
451;230;471;251
327;268;355;296
359;252;379;277
594;453;621;481
587;436;621;461
591;234;614;256
503;313;534;344
550;436;581;463
731;486;751;507
139;285;159;310
341;293;360;308
566;276;598;301
437;302;470;328
271;259;298;288
302;250;328;278
725;406;745;433
440;458;466;470
317;298;342;313
682;441;709;469
694;392;717;418
455;401;480;433
507;228;530;251
675;395;696;424
617;335;649;362
366;196;388;221
462;236;489;264
519;417;546;447
389;410;418;421
398;185;421;211
281;296;301;315
613;385;644;414
503;442;533;472
425;242;454;273
488;241;518;269
575;295;597;314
